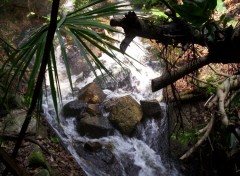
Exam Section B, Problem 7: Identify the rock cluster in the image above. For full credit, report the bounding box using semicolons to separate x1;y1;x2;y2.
62;81;163;138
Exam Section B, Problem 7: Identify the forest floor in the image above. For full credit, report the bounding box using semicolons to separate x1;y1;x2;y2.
1;118;85;176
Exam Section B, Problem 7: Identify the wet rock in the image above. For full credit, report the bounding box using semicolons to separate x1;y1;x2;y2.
62;100;87;117
140;99;162;118
96;148;115;164
66;46;91;76
76;113;114;138
62;99;102;118
75;143;123;176
78;82;106;104
84;142;102;152
104;95;142;135
95;67;132;91
34;169;50;176
123;156;141;176
147;61;162;71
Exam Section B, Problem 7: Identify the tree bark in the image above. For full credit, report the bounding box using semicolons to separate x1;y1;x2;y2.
152;57;210;92
110;11;240;61
110;12;240;91
110;11;203;54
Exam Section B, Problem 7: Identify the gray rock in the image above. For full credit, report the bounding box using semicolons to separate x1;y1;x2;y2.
66;46;91;76
62;100;87;117
140;99;162;118
75;142;124;176
0;109;36;134
76;113;114;138
95;67;132;91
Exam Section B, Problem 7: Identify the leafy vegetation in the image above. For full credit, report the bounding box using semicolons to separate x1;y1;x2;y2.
0;0;129;116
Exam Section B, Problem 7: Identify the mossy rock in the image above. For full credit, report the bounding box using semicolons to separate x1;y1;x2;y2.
34;169;50;176
28;148;47;169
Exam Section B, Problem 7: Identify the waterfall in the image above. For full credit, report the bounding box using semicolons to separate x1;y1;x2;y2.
42;33;181;175
42;2;181;175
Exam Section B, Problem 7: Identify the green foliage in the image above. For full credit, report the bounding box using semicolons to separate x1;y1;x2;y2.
220;14;238;28
171;128;199;144
205;74;217;94
34;169;50;176
172;0;217;27
0;0;130;119
74;0;91;11
230;92;240;107
216;0;226;14
51;136;60;143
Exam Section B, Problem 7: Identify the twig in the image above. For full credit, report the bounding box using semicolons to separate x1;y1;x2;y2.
204;94;217;109
0;134;50;155
208;64;230;77
207;136;214;151
189;75;217;88
195;124;208;135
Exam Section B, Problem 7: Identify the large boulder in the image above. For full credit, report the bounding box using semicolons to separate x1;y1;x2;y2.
76;112;114;138
78;82;106;104
104;95;142;135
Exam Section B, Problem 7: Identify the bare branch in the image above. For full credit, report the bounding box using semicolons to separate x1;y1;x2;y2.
180;115;214;160
152;57;210;92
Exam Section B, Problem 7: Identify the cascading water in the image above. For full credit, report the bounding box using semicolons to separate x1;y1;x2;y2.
42;33;181;175
42;2;181;175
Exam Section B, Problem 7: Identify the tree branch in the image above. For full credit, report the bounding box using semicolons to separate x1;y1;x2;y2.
110;12;240;90
152;57;210;92
110;11;200;54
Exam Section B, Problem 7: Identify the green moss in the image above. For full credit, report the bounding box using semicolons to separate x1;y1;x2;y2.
34;169;50;176
28;148;47;169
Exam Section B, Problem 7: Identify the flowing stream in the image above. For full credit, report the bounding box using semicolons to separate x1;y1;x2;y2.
42;3;181;174
42;34;181;175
